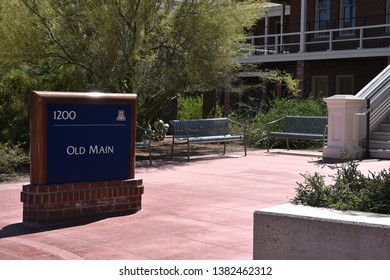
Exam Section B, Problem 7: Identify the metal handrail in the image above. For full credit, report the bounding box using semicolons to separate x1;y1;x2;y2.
366;98;371;158
354;65;390;157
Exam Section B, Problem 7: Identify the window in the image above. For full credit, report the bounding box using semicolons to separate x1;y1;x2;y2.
340;0;356;34
311;76;329;97
336;75;354;94
316;0;330;36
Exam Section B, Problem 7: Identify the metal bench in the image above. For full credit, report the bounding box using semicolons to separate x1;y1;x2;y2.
136;124;153;165
170;118;247;161
267;116;328;152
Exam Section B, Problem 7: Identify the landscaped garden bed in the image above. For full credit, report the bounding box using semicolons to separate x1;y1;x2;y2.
254;157;390;260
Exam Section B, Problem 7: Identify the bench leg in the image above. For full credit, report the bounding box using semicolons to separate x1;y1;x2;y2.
148;141;152;165
170;138;175;159
267;136;270;152
187;141;190;162
286;138;289;150
223;143;227;155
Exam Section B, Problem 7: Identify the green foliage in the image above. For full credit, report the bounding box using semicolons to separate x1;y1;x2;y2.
265;96;327;120
291;159;390;214
177;94;224;120
0;0;266;125
0;64;86;149
264;69;300;96
206;101;224;119
177;95;204;120
0;143;29;182
245;97;327;148
292;172;332;208
0;68;32;149
227;68;327;149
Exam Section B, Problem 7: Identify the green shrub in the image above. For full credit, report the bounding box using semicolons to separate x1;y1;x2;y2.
177;94;224;120
206;102;224;118
0;64;86;151
177;95;203;120
245;96;327;148
0;68;32;149
292;172;332;208
0;143;29;182
291;159;390;214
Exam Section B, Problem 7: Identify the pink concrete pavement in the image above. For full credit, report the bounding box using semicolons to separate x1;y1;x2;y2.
0;149;389;260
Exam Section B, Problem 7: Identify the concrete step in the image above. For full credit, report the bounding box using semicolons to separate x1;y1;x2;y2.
369;149;390;159
366;115;390;159
378;123;390;132
384;116;390;124
371;131;390;141
369;139;390;149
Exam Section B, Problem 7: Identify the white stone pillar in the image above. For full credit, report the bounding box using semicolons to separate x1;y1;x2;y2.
323;95;367;159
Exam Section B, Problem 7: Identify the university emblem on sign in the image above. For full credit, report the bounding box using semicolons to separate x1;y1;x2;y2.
116;110;126;121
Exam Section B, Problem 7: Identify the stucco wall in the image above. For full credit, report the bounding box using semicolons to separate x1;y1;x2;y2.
253;204;390;260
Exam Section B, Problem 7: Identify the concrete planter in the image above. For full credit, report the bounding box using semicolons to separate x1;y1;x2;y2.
253;203;390;260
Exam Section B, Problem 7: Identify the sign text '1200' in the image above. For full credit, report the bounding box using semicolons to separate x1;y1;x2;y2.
53;110;76;120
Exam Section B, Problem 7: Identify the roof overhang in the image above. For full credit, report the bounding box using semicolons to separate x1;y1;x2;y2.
238;47;390;64
263;2;291;17
238;71;273;78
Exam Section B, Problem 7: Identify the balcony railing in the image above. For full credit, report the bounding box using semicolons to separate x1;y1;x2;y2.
243;23;390;56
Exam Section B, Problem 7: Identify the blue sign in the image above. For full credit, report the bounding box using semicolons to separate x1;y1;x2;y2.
46;103;132;184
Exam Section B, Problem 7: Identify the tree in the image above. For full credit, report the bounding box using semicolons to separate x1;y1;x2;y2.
0;0;265;124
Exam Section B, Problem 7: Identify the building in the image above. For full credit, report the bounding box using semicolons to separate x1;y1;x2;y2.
240;0;390;98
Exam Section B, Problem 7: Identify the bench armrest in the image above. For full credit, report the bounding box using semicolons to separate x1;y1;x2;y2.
323;125;328;146
169;121;190;139
136;124;153;140
227;118;247;127
266;117;285;135
227;118;247;137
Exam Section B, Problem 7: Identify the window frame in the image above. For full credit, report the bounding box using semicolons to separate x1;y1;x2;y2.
339;0;356;36
336;75;354;95
311;75;329;98
315;0;331;37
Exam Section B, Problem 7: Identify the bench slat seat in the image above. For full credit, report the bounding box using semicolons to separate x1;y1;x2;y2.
135;141;150;148
269;132;324;139
267;116;328;151
183;135;245;143
170;118;247;161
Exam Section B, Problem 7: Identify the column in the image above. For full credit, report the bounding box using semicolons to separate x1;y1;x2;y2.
299;0;307;53
323;95;367;160
296;60;305;96
280;2;285;51
264;14;269;54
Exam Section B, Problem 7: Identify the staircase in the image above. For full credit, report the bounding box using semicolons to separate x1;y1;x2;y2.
368;115;390;159
355;64;390;159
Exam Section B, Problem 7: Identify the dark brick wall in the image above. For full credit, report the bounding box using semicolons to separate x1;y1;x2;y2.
306;57;388;96
261;57;388;97
289;0;387;30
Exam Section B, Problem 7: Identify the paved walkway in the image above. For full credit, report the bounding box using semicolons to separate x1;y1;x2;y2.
0;149;388;260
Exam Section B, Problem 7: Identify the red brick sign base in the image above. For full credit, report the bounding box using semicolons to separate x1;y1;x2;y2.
21;179;143;225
